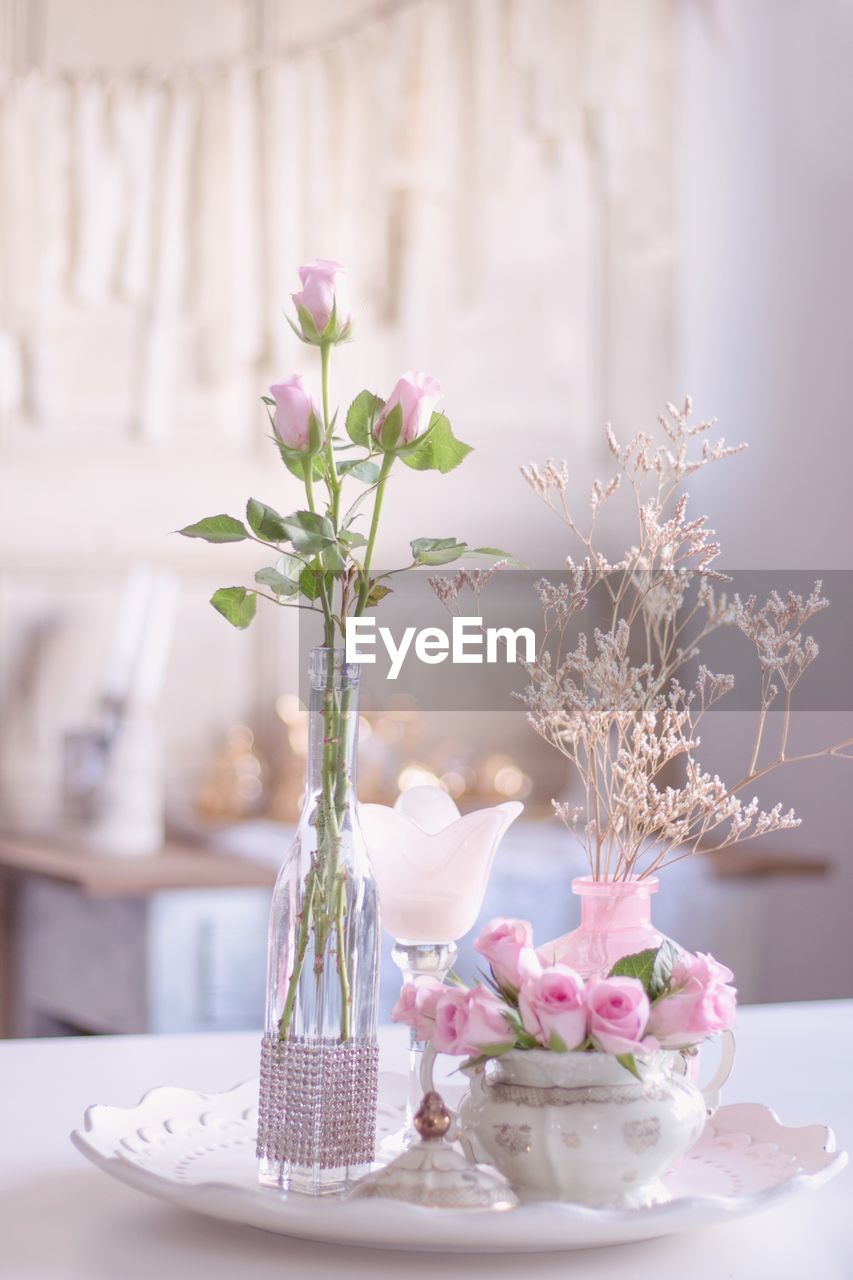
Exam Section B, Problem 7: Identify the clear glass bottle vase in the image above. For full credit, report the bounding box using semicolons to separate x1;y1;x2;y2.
257;648;380;1195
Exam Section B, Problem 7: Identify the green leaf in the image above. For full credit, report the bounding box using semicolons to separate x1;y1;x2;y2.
608;948;657;991
608;942;679;1001
616;1053;641;1080
210;586;257;629
254;553;302;597
321;542;346;571
345;390;384;447
277;551;306;580
338;457;381;484
261;395;276;407
399;413;473;474
548;1032;569;1053
178;514;248;543
468;546;525;567
299;565;323;600
365;581;392;607
339;529;368;549
649;940;681;998
281;510;336;554
246;498;289;542
411;536;468;566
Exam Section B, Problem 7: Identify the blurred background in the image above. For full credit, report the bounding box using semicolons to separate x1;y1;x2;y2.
1;0;852;1038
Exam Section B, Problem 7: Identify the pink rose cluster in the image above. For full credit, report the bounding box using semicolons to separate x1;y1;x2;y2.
272;260;442;454
647;952;738;1049
391;977;512;1058
392;918;737;1063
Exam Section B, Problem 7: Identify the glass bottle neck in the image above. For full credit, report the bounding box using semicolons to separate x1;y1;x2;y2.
305;647;360;798
573;877;658;932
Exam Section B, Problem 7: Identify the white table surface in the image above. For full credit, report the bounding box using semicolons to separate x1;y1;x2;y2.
0;1001;850;1279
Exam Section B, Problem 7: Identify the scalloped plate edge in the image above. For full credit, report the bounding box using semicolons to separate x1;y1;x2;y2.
70;1087;849;1253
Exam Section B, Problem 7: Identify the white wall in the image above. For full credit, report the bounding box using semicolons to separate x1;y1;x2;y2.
679;0;853;998
0;0;679;824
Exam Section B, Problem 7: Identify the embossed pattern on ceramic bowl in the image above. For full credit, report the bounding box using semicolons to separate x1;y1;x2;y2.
71;1073;847;1254
457;1049;707;1208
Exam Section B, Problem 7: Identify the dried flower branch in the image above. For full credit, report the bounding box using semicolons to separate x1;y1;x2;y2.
520;399;853;880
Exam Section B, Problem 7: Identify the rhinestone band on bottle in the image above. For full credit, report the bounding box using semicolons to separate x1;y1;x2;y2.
257;1034;379;1169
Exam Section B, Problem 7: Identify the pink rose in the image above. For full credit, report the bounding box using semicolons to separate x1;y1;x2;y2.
647;952;737;1049
375;372;443;446
586;976;650;1055
269;374;322;451
390;976;445;1042
519;966;587;1050
431;986;511;1057
474;918;542;991
291;258;351;335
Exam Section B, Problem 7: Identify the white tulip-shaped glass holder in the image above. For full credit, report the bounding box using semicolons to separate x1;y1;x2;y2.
361;786;522;1155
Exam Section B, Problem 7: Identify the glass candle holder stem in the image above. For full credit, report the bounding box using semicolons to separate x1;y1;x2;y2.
391;940;458;1134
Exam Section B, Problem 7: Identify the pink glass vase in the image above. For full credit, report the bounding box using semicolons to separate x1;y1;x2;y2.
540;877;669;978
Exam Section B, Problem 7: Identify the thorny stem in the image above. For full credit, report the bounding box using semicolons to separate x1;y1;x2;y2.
320;343;341;526
357;451;394;612
278;347;358;1045
279;870;315;1036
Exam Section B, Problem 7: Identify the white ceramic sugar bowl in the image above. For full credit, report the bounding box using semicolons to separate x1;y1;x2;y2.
423;1037;734;1209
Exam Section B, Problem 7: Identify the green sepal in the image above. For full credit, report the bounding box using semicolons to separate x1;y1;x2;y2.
295;302;321;344
615;1053;642;1080
501;1008;540;1049
464;1041;516;1070
290;299;353;348
210;587;257;629
479;1040;516;1058
274;438;325;482
306;410;325;456
375;402;403;452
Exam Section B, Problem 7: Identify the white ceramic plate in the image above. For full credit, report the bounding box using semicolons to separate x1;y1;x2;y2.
71;1073;846;1253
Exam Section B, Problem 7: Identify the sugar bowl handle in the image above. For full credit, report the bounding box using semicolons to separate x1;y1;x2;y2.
676;1030;736;1115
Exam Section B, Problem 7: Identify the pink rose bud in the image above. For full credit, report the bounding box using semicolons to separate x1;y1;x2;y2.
375;371;443;448
431;986;511;1057
269;374;322;451
291;259;352;342
518;965;587;1050
647;952;737;1049
474;917;542;991
390;976;446;1042
586;976;650;1056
